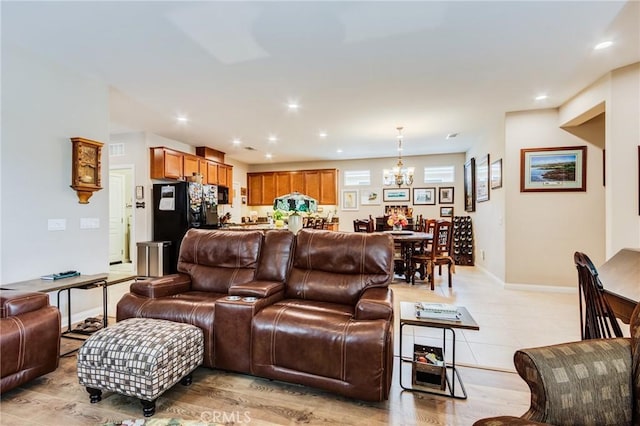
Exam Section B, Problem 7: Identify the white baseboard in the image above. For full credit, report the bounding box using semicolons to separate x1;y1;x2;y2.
504;282;576;293
475;264;576;293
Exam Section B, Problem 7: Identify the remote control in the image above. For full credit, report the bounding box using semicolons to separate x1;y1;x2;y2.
58;270;77;275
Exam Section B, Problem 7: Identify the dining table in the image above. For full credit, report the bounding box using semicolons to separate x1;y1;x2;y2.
598;248;640;324
384;231;433;283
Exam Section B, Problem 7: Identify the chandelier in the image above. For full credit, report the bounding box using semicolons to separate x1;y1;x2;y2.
383;127;414;187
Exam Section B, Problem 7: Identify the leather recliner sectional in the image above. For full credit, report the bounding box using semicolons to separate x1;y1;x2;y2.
117;228;395;401
1;290;61;393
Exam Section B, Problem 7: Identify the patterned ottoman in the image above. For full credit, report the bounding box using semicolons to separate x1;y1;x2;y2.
77;318;203;417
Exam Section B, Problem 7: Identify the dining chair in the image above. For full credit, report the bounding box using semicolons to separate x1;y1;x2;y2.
314;218;325;230
574;251;624;340
410;220;454;289
353;217;374;233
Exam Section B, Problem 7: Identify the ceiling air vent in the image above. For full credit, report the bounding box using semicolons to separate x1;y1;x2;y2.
244;146;257;151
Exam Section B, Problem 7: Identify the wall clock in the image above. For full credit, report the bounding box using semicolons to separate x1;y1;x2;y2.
70;137;103;204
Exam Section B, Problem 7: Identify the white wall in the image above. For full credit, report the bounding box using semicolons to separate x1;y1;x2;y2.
504;109;605;287
1;43;110;317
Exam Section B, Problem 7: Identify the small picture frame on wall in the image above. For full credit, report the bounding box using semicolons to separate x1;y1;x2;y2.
342;190;358;211
476;154;490;202
360;189;381;205
491;159;503;189
383;188;410;202
413;187;436;205
440;206;454;218
438;187;454;204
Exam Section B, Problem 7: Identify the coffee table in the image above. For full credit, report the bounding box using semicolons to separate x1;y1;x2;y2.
399;301;479;399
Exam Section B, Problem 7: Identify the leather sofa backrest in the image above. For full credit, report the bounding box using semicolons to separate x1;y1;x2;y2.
0;291;50;318
178;229;263;293
255;230;296;283
287;229;394;305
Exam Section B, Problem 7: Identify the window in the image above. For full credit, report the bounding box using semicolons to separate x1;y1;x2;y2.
344;170;371;186
424;166;455;183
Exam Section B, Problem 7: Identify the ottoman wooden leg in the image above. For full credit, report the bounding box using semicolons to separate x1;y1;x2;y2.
141;399;156;417
180;373;193;386
86;387;102;403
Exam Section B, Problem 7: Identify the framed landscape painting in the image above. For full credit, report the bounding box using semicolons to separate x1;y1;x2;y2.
439;186;454;204
360;189;381;205
440;206;454;218
413;187;436;205
520;146;587;192
491;159;503;189
476;154;490;202
383;188;410;202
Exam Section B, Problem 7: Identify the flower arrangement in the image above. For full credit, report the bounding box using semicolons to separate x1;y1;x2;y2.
387;213;408;228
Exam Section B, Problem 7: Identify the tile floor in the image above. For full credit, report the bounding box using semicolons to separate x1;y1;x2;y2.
391;265;598;372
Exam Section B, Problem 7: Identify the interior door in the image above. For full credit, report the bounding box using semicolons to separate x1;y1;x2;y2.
109;172;126;264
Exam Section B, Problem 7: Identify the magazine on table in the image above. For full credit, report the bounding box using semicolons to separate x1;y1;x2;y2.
414;302;461;321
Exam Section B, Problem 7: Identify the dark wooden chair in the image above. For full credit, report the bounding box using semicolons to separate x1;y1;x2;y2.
353;217;374;233
574;251;623;340
314;218;325;230
410;220;454;289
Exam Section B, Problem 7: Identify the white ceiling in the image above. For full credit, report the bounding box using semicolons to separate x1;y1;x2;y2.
3;1;639;165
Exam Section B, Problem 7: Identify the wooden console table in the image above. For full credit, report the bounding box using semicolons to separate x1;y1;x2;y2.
598;248;640;324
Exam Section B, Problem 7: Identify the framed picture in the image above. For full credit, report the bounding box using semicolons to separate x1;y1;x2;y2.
464;158;475;212
491;159;503;189
439;187;454;204
341;190;358;210
383;188;410;202
440;206;454;218
413;187;436;205
360;189;381;205
520;146;587;192
476;154;490;202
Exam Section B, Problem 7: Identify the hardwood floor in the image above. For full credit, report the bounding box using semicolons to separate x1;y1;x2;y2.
2;266;574;426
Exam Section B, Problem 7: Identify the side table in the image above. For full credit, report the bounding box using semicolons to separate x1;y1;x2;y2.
399;301;479;399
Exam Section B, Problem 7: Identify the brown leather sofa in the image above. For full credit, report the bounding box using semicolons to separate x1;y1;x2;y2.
1;290;61;393
117;228;395;401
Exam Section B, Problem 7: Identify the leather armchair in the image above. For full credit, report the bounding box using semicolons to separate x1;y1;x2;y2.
1;290;61;393
474;303;640;425
251;229;395;401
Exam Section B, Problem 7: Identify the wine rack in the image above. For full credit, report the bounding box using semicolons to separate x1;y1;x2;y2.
452;216;474;266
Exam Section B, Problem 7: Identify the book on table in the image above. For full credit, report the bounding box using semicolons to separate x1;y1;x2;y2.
40;271;80;280
414;302;461;321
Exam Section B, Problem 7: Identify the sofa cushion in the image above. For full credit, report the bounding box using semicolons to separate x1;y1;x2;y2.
178;229;263;293
286;230;393;305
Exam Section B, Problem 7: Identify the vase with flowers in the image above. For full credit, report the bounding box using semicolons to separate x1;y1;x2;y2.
387;213;408;231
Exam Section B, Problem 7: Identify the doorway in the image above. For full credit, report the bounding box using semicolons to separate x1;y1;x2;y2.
109;166;135;272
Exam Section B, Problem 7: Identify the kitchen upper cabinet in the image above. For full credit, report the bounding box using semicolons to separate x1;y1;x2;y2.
225;166;233;188
247;169;337;206
291;172;305;193
150;147;183;180
248;173;263;205
275;172;291;197
319;169;337;205
199;159;208;183
218;164;228;187
206;161;218;185
183;155;200;178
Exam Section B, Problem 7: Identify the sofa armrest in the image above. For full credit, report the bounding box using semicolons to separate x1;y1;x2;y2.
0;291;50;317
129;273;192;298
354;287;393;321
228;281;284;298
514;338;632;424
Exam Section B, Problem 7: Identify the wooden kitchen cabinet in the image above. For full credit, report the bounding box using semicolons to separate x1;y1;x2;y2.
199;159;208;183
150;147;183;179
226;165;233;188
206;161;218;184
218;164;228;187
248;169;337;206
183;155;200;178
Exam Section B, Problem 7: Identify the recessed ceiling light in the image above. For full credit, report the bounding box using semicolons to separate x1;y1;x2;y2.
594;41;613;50
176;115;188;123
446;133;459;139
319;132;328;138
287;102;300;111
232;139;241;145
265;153;272;159
535;94;548;101
336;149;343;153
268;135;278;142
